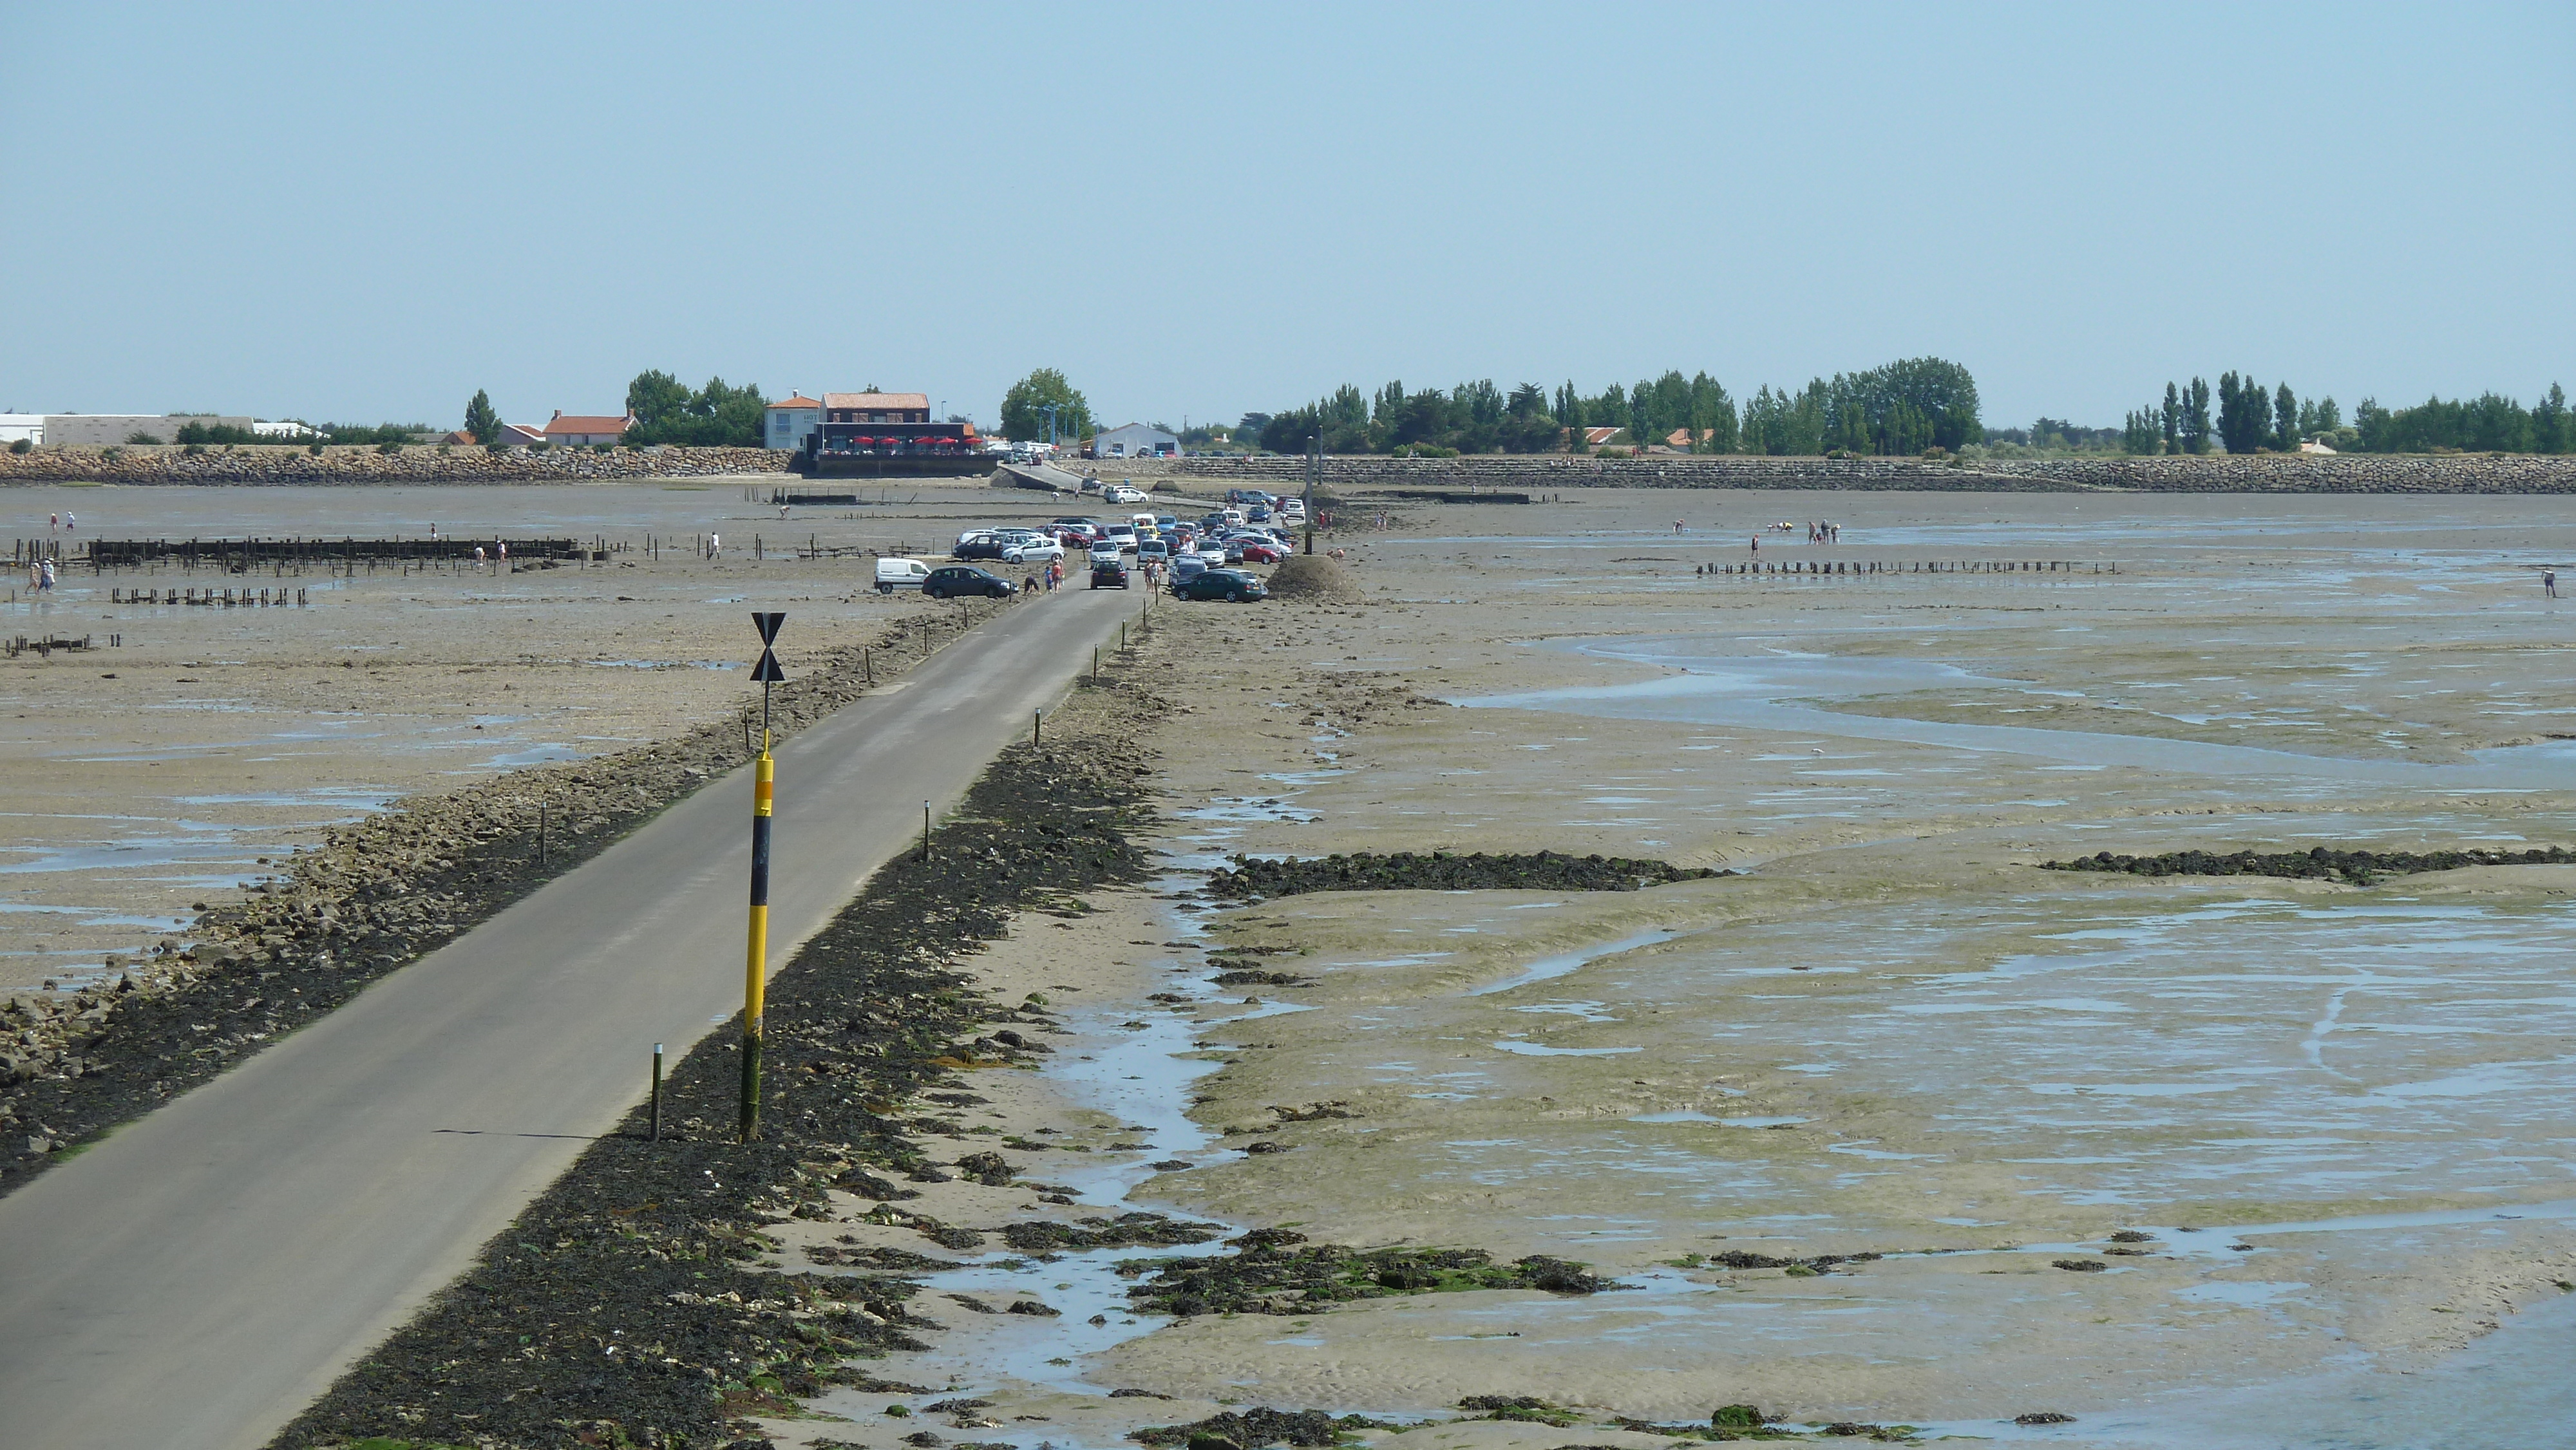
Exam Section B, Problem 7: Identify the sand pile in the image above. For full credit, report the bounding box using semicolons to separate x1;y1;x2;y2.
1265;554;1365;601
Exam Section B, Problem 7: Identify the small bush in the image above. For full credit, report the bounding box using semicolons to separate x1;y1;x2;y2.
437;443;451;455
591;441;612;454
126;430;162;445
307;442;325;456
531;441;551;453
486;442;509;455
182;442;209;457
7;437;29;455
375;440;404;456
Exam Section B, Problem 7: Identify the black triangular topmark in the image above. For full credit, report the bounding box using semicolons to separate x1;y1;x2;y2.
752;610;786;644
751;648;786;682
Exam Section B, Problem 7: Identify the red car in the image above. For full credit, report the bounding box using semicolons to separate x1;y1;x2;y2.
1234;540;1287;564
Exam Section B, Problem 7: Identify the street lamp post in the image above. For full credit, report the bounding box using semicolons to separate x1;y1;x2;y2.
1303;435;1320;555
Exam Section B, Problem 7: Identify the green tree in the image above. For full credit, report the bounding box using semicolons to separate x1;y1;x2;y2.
2216;372;2270;453
2536;383;2569;453
2161;382;2183;453
2182;378;2213;454
2273;382;2298;451
462;388;501;446
625;370;692;429
999;368;1092;445
624;371;767;446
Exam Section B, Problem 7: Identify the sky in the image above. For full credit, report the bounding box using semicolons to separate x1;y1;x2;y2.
2;2;2568;437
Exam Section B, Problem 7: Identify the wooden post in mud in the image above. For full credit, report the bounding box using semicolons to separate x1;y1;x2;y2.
922;800;932;861
650;1043;663;1142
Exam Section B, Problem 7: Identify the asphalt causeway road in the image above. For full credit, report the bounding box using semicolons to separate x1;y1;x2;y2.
0;585;1139;1450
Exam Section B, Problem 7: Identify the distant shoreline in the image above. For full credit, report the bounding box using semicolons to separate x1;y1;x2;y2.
0;441;797;486
7;444;2575;493
1131;451;2576;494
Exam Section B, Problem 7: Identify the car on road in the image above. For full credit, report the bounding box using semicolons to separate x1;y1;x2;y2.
1137;538;1170;566
1227;488;1276;506
924;564;1016;599
1090;559;1131;588
1088;543;1123;567
1104;484;1150;505
1104;523;1137;552
875;557;932;593
1174;567;1268;602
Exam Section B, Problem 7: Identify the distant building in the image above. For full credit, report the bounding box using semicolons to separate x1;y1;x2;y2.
824;392;931;425
0;414;42;445
1093;423;1178;459
1582;426;1625;447
44;414;256;445
765;395;824;452
498;424;549;447
808;389;981;476
253;420;319;438
540;410;635;446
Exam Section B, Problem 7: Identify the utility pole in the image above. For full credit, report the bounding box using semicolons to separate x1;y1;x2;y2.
741;611;787;1141
1304;434;1320;555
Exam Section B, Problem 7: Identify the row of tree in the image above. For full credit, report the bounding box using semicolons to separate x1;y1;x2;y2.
2123;379;2571;455
1245;357;1984;457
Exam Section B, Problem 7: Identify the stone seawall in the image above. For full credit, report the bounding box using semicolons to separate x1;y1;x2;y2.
1135;453;2576;494
0;443;797;485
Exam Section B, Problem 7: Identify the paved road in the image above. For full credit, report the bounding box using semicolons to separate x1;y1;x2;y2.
0;585;1141;1450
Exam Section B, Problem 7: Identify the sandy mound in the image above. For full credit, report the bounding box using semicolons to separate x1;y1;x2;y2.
1266;554;1367;602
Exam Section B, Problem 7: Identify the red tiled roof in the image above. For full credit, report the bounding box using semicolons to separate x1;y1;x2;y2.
822;392;930;411
766;396;824;410
542;414;634;437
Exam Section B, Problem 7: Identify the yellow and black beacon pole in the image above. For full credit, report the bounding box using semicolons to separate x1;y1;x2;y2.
741;610;787;1141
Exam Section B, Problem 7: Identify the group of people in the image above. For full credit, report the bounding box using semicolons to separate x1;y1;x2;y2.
1022;558;1067;594
49;512;75;532
27;556;57;592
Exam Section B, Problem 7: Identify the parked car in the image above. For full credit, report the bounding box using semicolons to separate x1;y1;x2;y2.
1104;484;1150;505
1090;559;1131;589
1104;523;1137;552
1234;540;1288;564
1171;554;1211;584
874;556;932;593
924;565;1016;599
952;532;1010;561
1137;539;1170;566
1175;568;1268;602
1246;505;1272;523
1226;488;1276;506
1003;536;1063;565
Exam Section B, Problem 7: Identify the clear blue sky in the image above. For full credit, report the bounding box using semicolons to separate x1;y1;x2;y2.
3;2;2567;436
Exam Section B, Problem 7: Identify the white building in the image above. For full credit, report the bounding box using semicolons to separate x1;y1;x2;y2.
1092;422;1179;459
253;419;320;438
764;395;823;452
0;414;42;445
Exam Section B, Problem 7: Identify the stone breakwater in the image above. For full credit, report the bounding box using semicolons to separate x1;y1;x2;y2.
0;442;796;485
0;596;1017;1192
1135;452;2576;494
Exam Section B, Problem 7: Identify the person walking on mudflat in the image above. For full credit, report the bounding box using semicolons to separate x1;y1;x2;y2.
2547;568;2559;599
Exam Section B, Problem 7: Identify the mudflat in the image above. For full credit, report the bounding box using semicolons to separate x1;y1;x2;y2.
748;487;2575;1448
14;481;2576;1445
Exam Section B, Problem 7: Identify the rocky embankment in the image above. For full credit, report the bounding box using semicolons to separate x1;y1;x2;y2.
1208;849;1727;899
0;442;795;485
2043;843;2576;887
270;672;1172;1450
0;597;1017;1193
1143;453;2576;494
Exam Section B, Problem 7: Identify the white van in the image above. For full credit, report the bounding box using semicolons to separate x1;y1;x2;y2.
875;557;932;593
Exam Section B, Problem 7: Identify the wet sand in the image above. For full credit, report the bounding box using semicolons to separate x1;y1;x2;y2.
754;488;2576;1447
